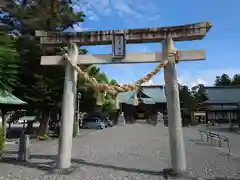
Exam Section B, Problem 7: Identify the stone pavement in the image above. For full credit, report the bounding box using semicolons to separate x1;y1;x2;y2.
1;123;240;179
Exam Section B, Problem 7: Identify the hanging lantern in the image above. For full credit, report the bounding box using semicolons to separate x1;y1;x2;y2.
132;93;139;106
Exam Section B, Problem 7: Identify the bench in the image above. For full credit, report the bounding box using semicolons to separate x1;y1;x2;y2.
199;130;230;152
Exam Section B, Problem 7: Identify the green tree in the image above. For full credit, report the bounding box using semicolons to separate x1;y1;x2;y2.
179;85;195;110
0;0;85;135
231;74;240;85
1;0;119;134
214;73;232;86
1;0;85;32
191;84;208;106
0;30;19;93
77;64;119;115
0;29;20;141
109;79;118;86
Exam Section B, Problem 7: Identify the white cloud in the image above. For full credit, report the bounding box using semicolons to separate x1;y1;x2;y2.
79;0;111;16
70;23;89;32
177;67;240;88
114;67;240;89
73;1;101;21
149;15;161;21
142;79;154;86
111;1;142;19
78;0;160;22
87;10;99;21
191;79;208;87
177;77;208;88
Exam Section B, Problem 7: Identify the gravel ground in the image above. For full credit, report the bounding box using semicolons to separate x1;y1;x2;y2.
1;123;240;180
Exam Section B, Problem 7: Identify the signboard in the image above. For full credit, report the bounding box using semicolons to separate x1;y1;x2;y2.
35;22;212;46
112;32;126;59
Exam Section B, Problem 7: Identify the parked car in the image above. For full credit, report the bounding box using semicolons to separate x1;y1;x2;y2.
82;117;105;129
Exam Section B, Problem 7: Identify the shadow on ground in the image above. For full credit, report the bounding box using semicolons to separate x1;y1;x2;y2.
0;153;165;177
1;152;238;179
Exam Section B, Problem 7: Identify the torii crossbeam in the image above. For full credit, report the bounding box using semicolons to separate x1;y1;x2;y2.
35;21;212;175
40;50;205;65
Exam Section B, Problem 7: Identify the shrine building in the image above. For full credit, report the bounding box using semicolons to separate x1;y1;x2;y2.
117;85;167;123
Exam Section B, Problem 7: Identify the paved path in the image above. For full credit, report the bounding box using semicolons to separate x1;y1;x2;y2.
1;123;240;179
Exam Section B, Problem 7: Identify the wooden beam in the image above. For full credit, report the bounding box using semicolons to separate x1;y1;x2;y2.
35;22;212;46
40;50;205;65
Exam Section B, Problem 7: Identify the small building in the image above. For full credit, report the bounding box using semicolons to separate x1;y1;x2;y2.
0;90;27;139
204;86;240;124
0;90;27;123
117;85;167;123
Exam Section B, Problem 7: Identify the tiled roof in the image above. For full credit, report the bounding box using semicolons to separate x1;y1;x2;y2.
204;86;240;104
0;91;27;105
117;91;134;104
141;86;166;103
117;85;166;104
139;98;155;104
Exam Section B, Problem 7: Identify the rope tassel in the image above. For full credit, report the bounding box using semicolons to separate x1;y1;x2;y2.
132;93;139;106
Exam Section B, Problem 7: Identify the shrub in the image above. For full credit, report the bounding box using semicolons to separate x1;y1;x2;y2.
0;128;5;152
37;134;49;141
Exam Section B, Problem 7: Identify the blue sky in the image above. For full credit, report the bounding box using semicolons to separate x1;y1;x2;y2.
72;0;240;87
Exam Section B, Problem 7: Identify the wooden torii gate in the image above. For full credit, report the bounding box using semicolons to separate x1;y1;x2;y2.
35;21;211;174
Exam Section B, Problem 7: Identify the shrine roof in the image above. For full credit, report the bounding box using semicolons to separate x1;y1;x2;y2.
204;86;240;105
0;91;27;105
117;85;166;104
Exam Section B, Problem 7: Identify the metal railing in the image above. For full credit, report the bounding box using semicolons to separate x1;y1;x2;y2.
199;130;231;152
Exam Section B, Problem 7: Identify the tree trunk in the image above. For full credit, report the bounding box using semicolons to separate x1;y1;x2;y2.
1;109;7;141
38;110;50;136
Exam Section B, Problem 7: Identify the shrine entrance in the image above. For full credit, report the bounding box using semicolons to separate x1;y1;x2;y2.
35;21;212;174
134;104;151;119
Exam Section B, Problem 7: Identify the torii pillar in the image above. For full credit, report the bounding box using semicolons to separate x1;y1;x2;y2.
57;43;78;169
163;38;186;174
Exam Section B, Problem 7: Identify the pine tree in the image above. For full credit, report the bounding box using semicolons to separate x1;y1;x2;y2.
0;0;85;135
214;74;232;86
1;0;119;135
0;30;19;93
1;0;85;32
